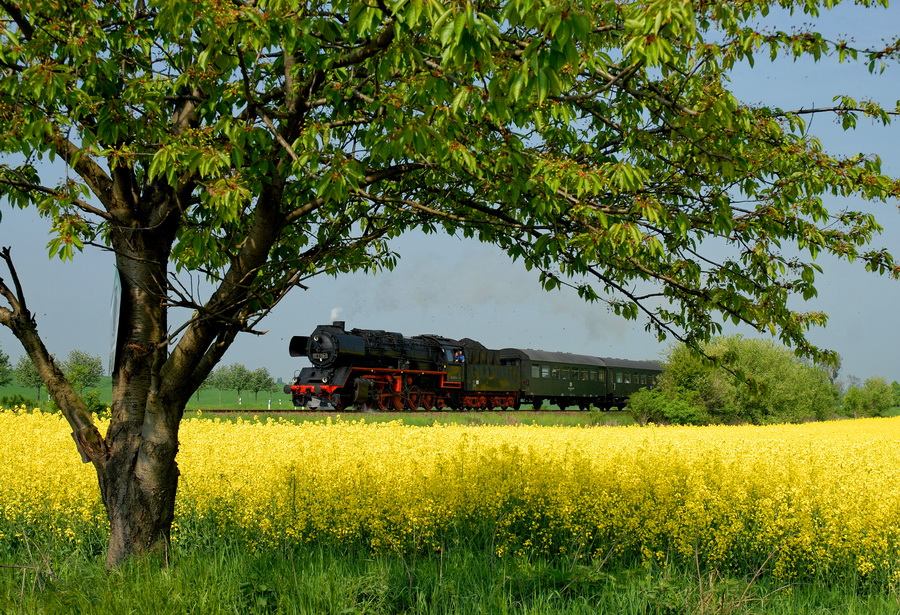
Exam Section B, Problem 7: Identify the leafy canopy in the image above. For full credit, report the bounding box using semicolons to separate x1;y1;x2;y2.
0;0;898;363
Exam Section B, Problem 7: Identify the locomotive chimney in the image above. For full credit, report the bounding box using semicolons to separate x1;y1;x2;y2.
333;320;346;330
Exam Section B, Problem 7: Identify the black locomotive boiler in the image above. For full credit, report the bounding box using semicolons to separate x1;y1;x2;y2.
284;322;662;411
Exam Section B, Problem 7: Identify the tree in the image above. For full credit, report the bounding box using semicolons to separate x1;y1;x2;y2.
659;336;839;423
843;377;894;418
249;367;276;402
0;344;10;387
0;0;897;567
224;363;253;401
206;364;232;404
206;362;254;401
61;350;104;395
14;354;43;401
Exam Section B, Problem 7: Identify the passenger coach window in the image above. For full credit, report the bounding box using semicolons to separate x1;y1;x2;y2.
599;371;605;382
624;374;631;384
561;368;570;380
641;374;647;385
616;372;623;384
532;365;540;378
541;365;550;378
551;367;559;379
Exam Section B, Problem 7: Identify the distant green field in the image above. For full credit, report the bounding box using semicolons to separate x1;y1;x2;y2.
3;379;896;424
0;378;634;426
0;377;291;412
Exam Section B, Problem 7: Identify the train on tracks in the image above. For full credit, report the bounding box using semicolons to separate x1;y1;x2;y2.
284;322;662;411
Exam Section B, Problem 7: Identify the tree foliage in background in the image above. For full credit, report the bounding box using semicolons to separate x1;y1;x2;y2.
0;0;897;566
649;336;840;424
61;349;104;394
249;367;276;401
0;343;10;387
209;363;253;399
843;376;895;417
206;362;274;401
14;354;42;401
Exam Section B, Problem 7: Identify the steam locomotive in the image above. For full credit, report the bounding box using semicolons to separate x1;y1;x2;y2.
284;322;662;411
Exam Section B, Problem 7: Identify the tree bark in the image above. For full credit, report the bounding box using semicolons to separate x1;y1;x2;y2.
98;398;180;568
98;199;185;567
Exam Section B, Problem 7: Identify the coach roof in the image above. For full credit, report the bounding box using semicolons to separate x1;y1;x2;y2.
499;348;607;367
500;348;661;371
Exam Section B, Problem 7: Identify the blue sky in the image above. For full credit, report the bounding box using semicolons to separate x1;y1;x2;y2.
1;2;898;387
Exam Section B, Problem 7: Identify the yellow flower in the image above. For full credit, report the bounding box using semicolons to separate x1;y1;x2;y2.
3;407;900;583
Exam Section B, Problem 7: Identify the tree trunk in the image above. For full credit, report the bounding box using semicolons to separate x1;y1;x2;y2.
2;178;280;566
99;205;186;567
97;399;180;567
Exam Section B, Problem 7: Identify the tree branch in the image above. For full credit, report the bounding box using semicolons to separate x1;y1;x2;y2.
0;248;108;465
0;0;35;39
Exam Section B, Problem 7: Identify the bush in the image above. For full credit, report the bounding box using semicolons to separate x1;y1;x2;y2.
843;377;894;418
83;390;110;418
0;394;31;409
626;388;710;426
660;396;710;425
659;336;839;424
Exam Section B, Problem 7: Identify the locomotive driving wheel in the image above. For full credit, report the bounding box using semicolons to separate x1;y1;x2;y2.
392;394;405;411
421;393;435;411
376;393;389;410
406;386;422;410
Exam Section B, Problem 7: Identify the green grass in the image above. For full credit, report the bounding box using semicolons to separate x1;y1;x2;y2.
3;381;895;427
0;377;291;412
3;540;899;614
0;379;636;426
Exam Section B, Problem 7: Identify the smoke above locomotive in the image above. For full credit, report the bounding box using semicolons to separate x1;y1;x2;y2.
285;322;662;412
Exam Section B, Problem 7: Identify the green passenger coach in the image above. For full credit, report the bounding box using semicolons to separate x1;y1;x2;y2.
498;349;662;410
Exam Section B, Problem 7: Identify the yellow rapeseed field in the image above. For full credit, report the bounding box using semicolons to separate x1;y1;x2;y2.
2;407;899;583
